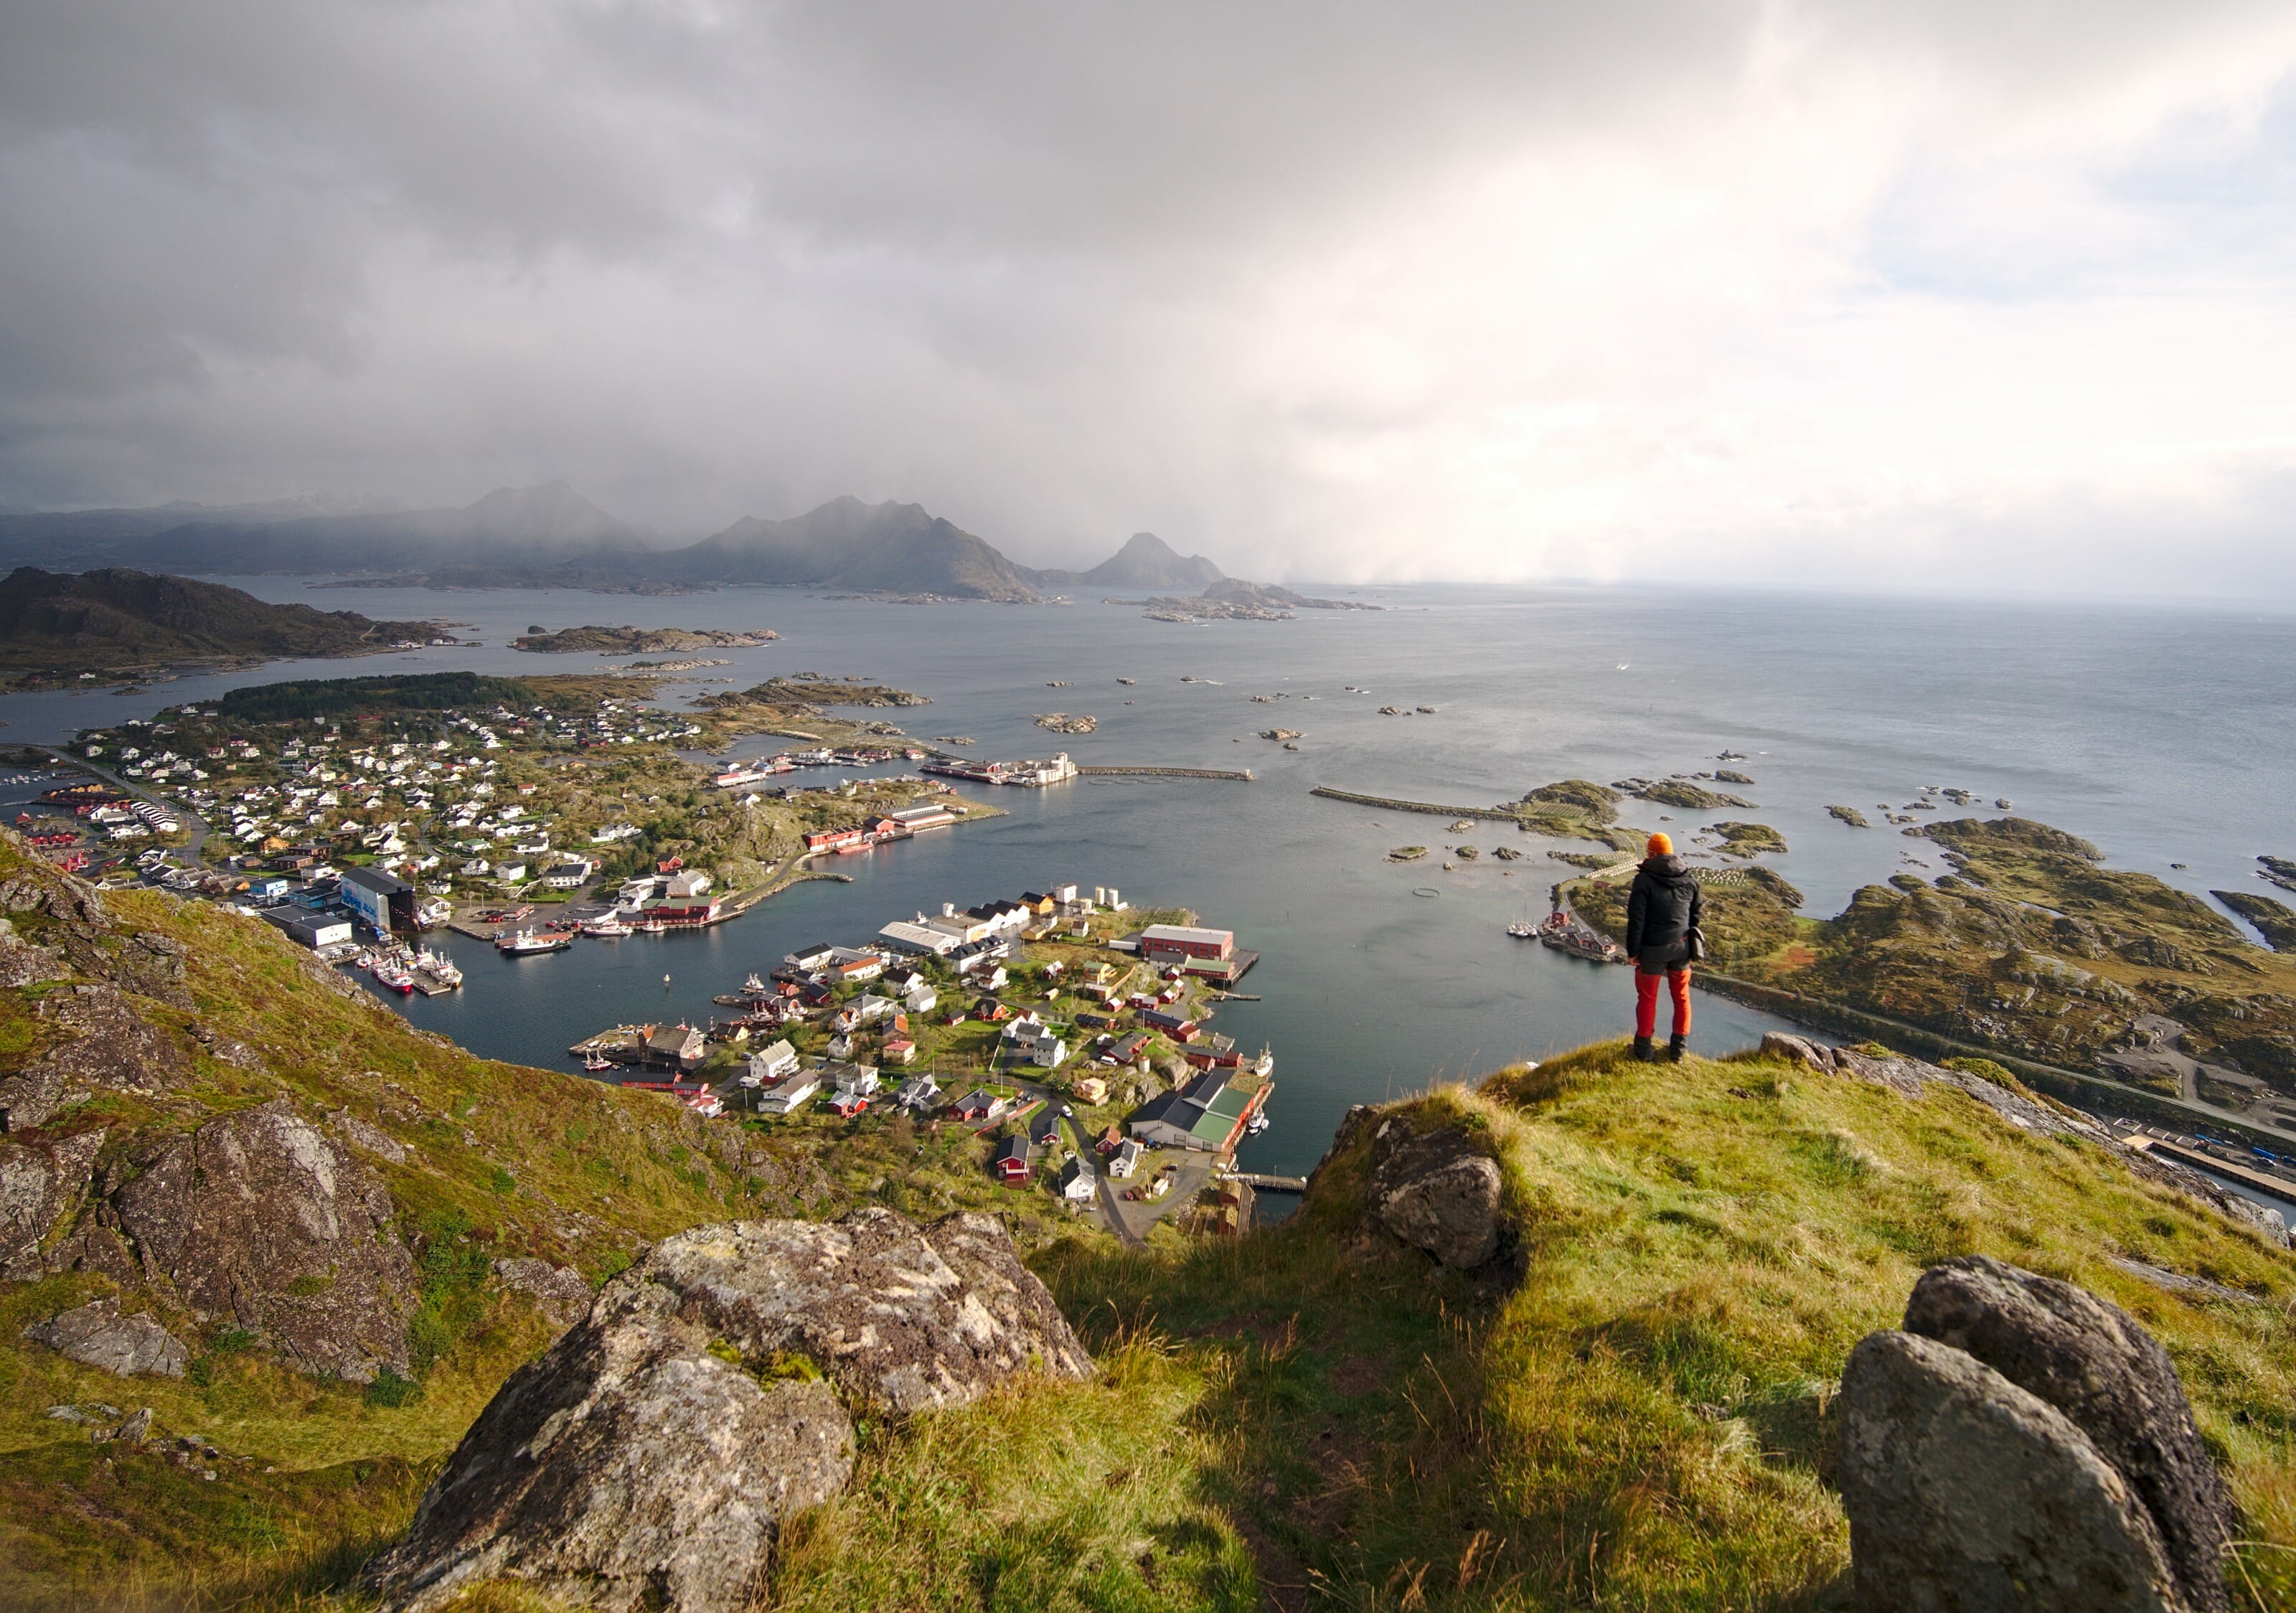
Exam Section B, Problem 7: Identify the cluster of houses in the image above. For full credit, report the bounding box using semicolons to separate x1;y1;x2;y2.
710;882;1269;1208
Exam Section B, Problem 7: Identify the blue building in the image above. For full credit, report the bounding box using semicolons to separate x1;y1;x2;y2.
339;865;416;935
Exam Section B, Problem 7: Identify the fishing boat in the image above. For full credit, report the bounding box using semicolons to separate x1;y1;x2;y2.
742;972;768;994
497;928;573;956
580;916;634;938
372;960;417;993
581;1050;613;1072
413;949;462;990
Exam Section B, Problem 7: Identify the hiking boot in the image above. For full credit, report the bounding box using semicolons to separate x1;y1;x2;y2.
1667;1034;1688;1063
1632;1035;1657;1063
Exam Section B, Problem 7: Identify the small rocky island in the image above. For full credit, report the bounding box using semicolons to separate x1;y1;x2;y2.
512;625;777;654
1032;713;1097;733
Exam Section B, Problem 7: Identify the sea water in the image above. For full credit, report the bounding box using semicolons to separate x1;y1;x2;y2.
4;580;2290;1176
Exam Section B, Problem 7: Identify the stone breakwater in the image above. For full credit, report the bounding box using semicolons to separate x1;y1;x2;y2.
1310;786;1519;821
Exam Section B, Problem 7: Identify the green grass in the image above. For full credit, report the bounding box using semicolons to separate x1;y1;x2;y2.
13;801;2295;1610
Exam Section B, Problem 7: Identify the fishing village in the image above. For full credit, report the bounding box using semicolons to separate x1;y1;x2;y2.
4;664;1291;1241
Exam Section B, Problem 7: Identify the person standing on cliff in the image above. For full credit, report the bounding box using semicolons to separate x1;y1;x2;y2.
1624;831;1703;1063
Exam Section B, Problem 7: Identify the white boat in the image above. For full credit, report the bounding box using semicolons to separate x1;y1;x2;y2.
582;916;634;938
413;949;462;989
1506;918;1537;939
742;972;768;994
581;1051;613;1072
498;928;573;956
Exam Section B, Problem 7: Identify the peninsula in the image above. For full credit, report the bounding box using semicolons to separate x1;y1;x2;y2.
0;566;461;690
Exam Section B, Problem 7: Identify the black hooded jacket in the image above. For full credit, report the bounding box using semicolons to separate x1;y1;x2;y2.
1624;853;1703;965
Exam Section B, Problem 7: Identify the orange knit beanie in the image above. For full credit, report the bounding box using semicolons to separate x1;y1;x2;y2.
1647;832;1673;857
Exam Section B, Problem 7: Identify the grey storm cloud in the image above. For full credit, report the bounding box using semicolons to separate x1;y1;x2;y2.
6;1;2296;593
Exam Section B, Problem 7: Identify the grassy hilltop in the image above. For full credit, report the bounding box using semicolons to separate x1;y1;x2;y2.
4;827;2295;1609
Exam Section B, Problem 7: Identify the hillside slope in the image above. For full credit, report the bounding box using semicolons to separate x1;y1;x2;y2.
0;568;448;688
6;822;2293;1609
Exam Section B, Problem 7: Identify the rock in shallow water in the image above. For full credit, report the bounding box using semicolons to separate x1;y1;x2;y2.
364;1208;1091;1613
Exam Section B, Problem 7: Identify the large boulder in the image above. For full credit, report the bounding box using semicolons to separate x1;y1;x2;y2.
23;1296;188;1378
1904;1256;2232;1613
1365;1119;1507;1269
365;1208;1091;1612
113;1099;415;1381
362;1311;853;1613
1840;1256;2234;1612
1841;1330;2183;1611
0;1128;103;1280
630;1208;1094;1411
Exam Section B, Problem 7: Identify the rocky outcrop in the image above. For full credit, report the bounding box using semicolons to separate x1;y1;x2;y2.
1347;1113;1509;1270
0;1127;103;1279
1;981;187;1132
113;1099;415;1381
0;865;190;1009
366;1208;1090;1612
1902;1257;2233;1611
1842;1330;2183;1610
24;1297;187;1378
631;1208;1093;1411
1840;1256;2231;1612
493;1257;592;1328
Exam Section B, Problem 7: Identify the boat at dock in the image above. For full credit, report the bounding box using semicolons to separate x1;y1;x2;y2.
580;916;634;938
412;948;462;992
497;928;573;956
372;959;417;993
580;1050;613;1072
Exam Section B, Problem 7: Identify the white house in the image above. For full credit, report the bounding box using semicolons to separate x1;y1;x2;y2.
758;1073;820;1115
745;1039;799;1086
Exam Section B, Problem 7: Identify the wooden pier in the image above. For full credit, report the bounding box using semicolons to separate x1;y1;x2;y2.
1225;1172;1308;1193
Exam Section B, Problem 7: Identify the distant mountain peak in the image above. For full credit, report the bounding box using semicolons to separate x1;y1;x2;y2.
1078;532;1224;589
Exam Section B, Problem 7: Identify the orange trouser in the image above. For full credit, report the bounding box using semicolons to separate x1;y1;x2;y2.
1635;967;1691;1038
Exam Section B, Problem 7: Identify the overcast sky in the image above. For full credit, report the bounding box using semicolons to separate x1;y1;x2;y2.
6;2;2296;594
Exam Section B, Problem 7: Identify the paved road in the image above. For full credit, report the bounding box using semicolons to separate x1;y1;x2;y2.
32;746;214;861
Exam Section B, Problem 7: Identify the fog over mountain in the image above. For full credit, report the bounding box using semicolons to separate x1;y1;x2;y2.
7;5;2296;596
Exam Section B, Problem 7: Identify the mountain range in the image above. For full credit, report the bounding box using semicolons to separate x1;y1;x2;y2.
0;486;1229;601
